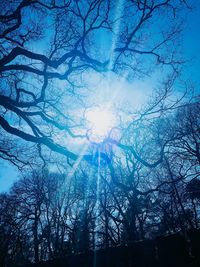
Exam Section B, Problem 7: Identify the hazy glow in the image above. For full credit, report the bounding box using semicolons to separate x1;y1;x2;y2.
86;106;116;142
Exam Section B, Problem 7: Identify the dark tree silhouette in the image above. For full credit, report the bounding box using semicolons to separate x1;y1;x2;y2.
0;0;190;167
1;1;200;267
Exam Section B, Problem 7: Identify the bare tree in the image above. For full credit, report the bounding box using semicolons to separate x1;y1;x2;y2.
0;0;190;167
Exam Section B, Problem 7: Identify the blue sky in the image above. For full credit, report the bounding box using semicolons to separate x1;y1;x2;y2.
0;162;19;192
0;1;200;193
182;2;200;88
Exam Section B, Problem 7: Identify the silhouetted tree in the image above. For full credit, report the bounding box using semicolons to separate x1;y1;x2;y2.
0;0;190;167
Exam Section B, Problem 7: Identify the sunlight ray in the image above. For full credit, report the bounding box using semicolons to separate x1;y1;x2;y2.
59;142;90;200
67;142;89;179
108;0;125;70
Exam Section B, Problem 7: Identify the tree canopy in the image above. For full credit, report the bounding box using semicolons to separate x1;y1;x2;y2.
0;0;194;169
0;1;200;266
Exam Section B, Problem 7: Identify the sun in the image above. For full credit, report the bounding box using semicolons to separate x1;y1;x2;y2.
85;106;116;142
